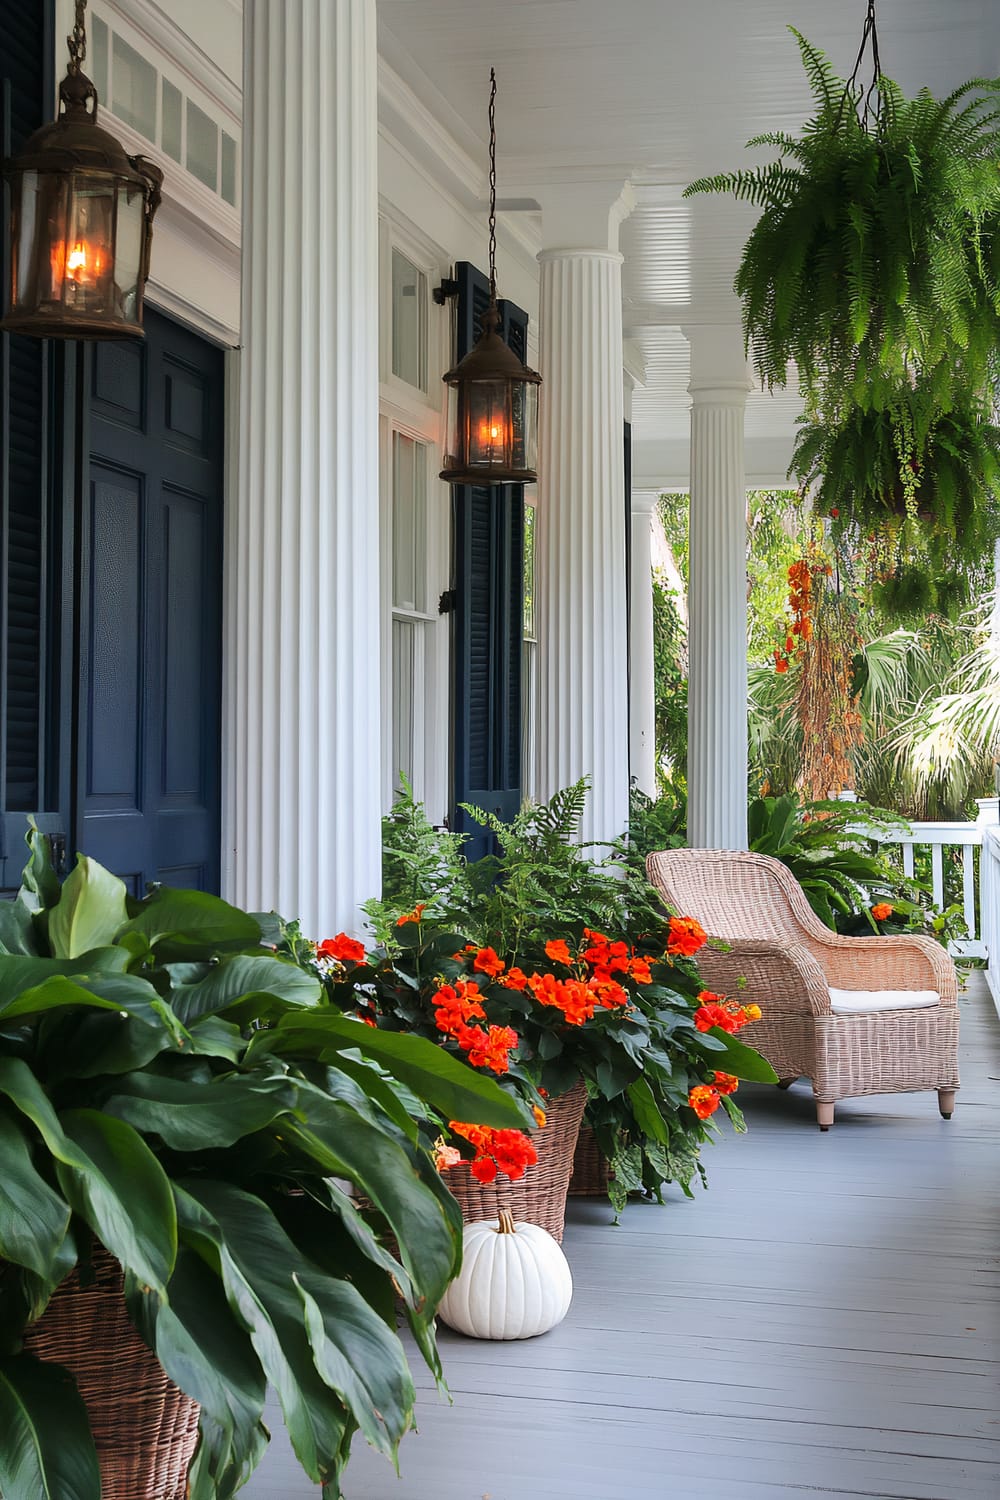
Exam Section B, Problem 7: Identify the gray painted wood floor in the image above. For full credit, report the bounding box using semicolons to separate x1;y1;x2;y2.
245;975;1000;1500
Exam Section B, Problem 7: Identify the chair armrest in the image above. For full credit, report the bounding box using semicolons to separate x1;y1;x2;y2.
696;938;832;1018
806;932;958;1005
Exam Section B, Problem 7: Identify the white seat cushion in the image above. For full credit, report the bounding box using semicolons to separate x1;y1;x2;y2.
828;987;940;1014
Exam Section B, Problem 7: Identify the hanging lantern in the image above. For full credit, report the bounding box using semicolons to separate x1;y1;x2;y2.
440;70;541;485
2;0;163;341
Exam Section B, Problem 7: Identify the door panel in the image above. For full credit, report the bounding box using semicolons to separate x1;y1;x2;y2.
78;310;223;894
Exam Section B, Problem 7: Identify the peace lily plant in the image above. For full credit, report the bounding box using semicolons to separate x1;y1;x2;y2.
0;828;529;1500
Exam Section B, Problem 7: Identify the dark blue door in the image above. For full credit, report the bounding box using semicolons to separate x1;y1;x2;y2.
78;310;224;894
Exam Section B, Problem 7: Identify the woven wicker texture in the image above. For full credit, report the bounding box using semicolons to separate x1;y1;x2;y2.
647;848;959;1112
446;1081;587;1241
568;1122;613;1197
22;1247;200;1500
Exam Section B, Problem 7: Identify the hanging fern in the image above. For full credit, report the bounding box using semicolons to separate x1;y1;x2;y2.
685;28;1000;408
791;381;1000;618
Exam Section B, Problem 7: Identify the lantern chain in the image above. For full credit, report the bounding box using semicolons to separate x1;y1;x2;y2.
488;67;497;303
68;0;88;74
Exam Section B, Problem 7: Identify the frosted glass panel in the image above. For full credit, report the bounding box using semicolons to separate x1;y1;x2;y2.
391;434;426;612
92;16;109;100
162;80;183;162
391;249;427;390
186;100;218;191
391;620;416;792
221;133;238;206
112;34;157;140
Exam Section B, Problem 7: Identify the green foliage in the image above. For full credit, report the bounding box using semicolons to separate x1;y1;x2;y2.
652;575;688;776
686;30;1000;410
792;386;1000;613
0;828;524;1500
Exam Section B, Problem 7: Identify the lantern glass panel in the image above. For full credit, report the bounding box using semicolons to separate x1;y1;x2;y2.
61;172;116;316
515;381;538;475
113;180;145;322
467;378;512;471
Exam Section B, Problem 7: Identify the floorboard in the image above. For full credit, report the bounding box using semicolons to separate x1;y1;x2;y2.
243;974;1000;1500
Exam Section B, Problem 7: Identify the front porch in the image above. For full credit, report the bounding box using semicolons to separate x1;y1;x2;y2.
244;974;1000;1500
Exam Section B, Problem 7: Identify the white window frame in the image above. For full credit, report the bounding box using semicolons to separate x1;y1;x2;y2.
378;210;451;824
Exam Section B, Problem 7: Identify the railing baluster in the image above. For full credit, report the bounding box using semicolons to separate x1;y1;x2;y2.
962;843;976;939
931;844;945;911
902;844;915;880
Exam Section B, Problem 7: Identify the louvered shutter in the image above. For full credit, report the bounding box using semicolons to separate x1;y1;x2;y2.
1;0;60;887
451;262;526;860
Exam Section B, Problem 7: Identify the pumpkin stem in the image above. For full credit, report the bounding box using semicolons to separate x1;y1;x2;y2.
496;1209;516;1235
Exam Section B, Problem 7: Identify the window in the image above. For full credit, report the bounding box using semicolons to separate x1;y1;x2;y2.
522;492;537;800
389;433;432;795
391;249;428;391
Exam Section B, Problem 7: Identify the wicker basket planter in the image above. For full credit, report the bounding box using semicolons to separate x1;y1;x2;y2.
446;1080;587;1243
21;1248;200;1500
568;1123;613;1197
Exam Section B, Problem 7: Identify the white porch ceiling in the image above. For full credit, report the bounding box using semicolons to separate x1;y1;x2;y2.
377;0;1000;487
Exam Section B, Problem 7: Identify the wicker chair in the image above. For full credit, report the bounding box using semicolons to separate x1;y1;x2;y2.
647;848;960;1129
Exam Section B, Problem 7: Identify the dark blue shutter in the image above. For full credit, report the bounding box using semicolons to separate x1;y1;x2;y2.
0;0;61;888
451;262;526;860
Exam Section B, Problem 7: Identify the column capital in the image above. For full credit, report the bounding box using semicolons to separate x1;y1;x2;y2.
536;179;635;255
630;488;660;518
684;323;753;405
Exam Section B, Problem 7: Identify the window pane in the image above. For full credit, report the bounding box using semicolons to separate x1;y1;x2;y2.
391;619;416;792
391;249;427;390
162;79;183;162
392;434;426;612
523;502;536;638
221;132;238;206
112;34;157;140
186;100;218;191
92;16;109;100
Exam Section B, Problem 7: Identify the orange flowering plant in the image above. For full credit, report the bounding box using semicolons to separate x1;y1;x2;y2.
358;782;777;1206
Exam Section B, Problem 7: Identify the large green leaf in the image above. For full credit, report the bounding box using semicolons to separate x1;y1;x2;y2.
175;1183;353;1488
0;1112;71;1279
41;1011;173;1082
102;1072;300;1152
167;954;321;1026
126;1249;267;1496
696;1027;779;1084
251;1013;532;1130
119;889;261;958
0;899;40;956
47;857;129;959
296;1269;414;1457
0;1063;175;1296
0;972;178;1036
275;1080;459;1311
55;1109;177;1296
0;1355;100;1500
0;951;130;1011
19;826;61;914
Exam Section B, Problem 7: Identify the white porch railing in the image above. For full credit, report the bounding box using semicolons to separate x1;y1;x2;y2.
874;818;987;961
980;825;1000;1016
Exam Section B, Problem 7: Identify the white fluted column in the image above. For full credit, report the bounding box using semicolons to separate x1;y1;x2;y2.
629;490;659;796
533;183;633;848
223;0;380;936
686;326;751;850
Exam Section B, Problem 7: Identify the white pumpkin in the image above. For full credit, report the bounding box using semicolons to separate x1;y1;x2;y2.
438;1211;573;1340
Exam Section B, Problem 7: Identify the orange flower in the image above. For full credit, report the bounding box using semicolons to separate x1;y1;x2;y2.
532;1105;547;1128
432;981;485;1038
871;902;893;922
694;1001;737;1034
457;1023;519;1074
502;966;529;991
743;1003;762;1021
473;946;506;978
629;957;653;985
689;1084;721;1120
714;1071;739;1095
785;635;795;654
316;933;367;964
449;1122;538;1182
775;657;789;674
544;938;573;966
396;903;427;926
667;915;707;957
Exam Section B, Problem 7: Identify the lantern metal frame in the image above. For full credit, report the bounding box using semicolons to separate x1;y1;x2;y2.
1;0;163;341
439;70;541;486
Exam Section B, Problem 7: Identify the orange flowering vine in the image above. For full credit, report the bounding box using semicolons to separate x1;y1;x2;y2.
396;903;427;926
447;1122;538;1183
473;946;506;978
316;933;367;965
713;1071;739;1096
693;994;760;1034
871;902;893;922
544;938;573;966
666;915;707;958
688;1084;721;1120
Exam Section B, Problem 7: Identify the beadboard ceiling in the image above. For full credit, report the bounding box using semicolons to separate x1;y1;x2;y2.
378;0;1000;483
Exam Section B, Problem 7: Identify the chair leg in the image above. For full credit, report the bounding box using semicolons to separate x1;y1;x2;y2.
776;1077;797;1090
816;1099;835;1131
938;1088;955;1120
